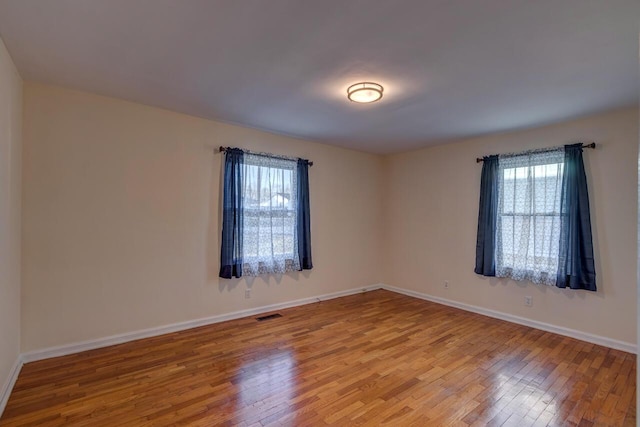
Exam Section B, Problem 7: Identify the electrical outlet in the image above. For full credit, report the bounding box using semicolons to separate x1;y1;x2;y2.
245;289;251;299
444;280;449;289
524;296;533;307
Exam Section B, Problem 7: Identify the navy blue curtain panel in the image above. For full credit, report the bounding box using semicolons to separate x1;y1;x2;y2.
219;148;244;279
556;144;596;291
296;159;313;270
474;155;499;276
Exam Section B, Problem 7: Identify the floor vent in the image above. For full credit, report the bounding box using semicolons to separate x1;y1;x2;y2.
256;313;282;321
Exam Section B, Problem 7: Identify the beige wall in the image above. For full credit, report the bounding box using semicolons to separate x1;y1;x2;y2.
22;83;383;352
0;39;22;389
20;82;638;353
383;108;638;345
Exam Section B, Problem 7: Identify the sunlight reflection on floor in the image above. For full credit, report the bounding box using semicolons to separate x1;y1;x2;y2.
234;347;299;423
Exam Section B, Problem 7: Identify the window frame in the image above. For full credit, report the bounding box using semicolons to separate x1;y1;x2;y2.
494;150;565;285
239;154;300;274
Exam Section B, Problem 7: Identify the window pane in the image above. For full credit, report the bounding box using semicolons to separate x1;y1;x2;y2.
496;149;564;285
241;155;300;275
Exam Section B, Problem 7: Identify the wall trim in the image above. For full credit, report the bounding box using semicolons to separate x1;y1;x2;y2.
380;283;637;354
4;282;633;416
21;285;382;364
0;356;23;417
18;282;636;365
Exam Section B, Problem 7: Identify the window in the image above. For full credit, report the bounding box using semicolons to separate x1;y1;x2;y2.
219;148;312;279
475;144;596;291
496;149;564;285
241;154;299;275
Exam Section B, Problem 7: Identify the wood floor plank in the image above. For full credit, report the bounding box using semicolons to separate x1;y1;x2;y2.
1;290;635;426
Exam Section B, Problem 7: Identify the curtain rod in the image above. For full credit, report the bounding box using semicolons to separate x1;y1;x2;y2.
219;146;313;166
476;142;596;163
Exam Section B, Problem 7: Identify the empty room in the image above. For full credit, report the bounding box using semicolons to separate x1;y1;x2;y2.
0;1;638;426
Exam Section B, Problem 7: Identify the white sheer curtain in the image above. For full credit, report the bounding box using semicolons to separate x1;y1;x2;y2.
496;149;564;285
241;153;300;276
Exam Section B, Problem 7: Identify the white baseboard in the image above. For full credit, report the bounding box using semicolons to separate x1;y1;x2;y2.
3;281;633;418
18;281;636;365
380;283;637;354
21;284;382;364
0;355;23;417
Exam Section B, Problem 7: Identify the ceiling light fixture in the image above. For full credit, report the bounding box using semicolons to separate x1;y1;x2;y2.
347;82;383;103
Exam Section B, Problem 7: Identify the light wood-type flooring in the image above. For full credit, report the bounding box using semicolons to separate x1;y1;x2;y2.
1;290;636;426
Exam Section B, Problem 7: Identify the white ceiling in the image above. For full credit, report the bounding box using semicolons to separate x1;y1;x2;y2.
0;0;637;154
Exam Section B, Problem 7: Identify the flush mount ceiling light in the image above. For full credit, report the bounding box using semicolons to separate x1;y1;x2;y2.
347;82;383;103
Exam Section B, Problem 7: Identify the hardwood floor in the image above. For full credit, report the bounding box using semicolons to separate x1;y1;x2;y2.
1;290;635;426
